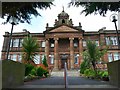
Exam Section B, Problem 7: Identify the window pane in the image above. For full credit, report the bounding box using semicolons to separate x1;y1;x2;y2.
12;54;17;61
10;39;13;47
41;41;45;47
113;53;119;61
19;39;23;47
13;39;19;47
108;53;113;62
51;43;54;47
105;37;110;45
34;55;40;64
50;55;54;64
8;54;11;59
111;37;118;45
95;40;99;46
41;55;44;61
74;42;78;47
74;54;79;64
83;40;86;46
18;54;22;62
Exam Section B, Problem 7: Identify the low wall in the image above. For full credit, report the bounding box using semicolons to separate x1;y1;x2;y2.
2;60;25;88
107;60;120;88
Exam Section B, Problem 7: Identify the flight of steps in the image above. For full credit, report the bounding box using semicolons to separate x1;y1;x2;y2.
51;69;80;77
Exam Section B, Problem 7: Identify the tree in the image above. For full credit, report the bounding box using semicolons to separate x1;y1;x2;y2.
2;2;53;24
69;2;120;16
22;34;39;64
42;55;48;67
82;40;107;76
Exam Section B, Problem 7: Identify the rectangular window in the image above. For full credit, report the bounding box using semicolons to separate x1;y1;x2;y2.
74;41;78;47
51;43;54;48
41;54;45;61
108;53;113;62
95;40;99;46
8;54;11;60
113;52;120;61
50;55;54;64
34;55;40;64
12;54;17;61
10;39;13;47
19;39;23;47
13;39;19;47
110;37;118;45
18;54;22;62
105;36;118;45
105;37;110;45
41;41;45;47
74;54;79;64
83;40;86;47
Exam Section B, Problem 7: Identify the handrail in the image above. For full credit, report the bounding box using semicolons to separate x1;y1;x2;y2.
64;62;68;88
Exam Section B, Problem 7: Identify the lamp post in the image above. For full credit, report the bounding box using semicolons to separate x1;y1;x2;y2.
110;14;120;49
23;29;30;37
6;16;19;60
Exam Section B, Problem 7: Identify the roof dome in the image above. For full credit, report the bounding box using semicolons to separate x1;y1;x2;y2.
58;10;69;17
58;9;69;19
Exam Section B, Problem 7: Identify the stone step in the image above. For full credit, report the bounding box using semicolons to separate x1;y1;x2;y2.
2;85;119;90
51;70;80;77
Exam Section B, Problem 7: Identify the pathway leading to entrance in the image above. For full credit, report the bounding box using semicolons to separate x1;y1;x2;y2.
15;76;118;90
11;70;119;90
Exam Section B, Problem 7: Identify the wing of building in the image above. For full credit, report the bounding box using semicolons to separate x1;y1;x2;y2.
1;9;120;70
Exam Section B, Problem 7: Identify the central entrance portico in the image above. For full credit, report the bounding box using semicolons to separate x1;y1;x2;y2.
45;36;83;70
44;9;84;70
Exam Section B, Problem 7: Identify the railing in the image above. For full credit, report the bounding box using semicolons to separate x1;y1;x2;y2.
64;62;68;88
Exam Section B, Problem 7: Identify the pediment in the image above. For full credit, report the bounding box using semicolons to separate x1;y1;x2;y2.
49;25;79;33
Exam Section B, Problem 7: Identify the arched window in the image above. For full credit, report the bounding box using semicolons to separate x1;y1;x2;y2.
62;19;65;24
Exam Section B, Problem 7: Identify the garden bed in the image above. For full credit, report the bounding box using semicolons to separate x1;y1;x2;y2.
24;75;48;82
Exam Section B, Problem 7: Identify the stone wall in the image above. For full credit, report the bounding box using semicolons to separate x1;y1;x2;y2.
2;60;25;88
107;60;120;88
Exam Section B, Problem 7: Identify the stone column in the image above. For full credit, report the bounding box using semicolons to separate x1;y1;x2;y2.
45;39;49;62
79;38;83;64
54;38;59;70
69;38;74;69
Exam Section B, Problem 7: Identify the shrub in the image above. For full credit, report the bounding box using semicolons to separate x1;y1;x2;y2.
102;71;108;77
30;67;37;76
84;69;96;78
42;55;48;67
97;70;109;81
25;64;34;76
43;69;49;77
98;70;108;78
36;67;45;77
80;60;88;74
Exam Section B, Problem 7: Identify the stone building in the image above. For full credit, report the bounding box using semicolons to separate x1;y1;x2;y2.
1;10;120;70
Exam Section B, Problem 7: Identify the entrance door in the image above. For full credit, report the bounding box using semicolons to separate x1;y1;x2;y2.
61;58;67;69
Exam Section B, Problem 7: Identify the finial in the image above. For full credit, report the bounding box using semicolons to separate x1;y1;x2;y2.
46;23;49;27
62;6;64;12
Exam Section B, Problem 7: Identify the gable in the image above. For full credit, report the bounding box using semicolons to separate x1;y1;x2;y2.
49;25;79;33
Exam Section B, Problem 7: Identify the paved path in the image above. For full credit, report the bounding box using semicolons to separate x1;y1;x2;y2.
14;76;118;90
5;70;119;90
24;77;109;85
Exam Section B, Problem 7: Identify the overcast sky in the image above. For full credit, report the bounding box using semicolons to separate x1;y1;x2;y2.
0;0;118;59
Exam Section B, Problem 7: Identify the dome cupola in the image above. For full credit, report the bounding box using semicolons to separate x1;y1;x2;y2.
54;7;73;27
58;9;69;19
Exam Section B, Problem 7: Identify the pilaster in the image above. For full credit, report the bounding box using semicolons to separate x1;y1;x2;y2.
53;38;59;70
79;37;83;64
69;38;74;69
45;39;49;63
